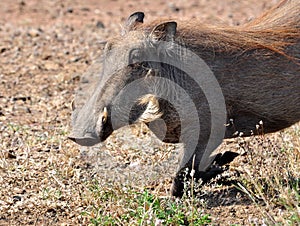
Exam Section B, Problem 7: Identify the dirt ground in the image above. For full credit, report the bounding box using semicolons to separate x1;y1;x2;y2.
1;0;295;225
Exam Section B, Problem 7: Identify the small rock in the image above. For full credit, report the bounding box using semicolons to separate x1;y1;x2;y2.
46;208;57;217
42;55;52;60
12;195;22;203
70;56;82;63
80;77;89;83
44;61;60;70
5;150;16;159
19;1;26;6
0;47;7;53
168;3;180;12
66;7;73;13
13;188;26;194
12;96;31;102
28;28;43;37
96;21;105;29
81;7;90;12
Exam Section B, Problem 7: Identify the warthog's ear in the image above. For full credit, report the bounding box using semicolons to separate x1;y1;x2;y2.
124;12;145;33
150;21;177;42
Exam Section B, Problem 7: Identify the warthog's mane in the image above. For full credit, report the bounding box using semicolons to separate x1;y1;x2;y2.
138;0;299;61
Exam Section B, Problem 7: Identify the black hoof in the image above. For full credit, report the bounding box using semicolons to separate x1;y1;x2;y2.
171;151;240;197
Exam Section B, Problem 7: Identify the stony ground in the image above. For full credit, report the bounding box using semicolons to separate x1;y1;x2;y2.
0;0;299;225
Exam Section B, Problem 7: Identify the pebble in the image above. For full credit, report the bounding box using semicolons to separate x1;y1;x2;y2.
5;150;16;159
66;7;73;13
96;21;105;29
12;195;22;203
27;28;42;37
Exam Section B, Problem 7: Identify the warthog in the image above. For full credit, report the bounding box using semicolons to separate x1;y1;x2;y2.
69;0;300;197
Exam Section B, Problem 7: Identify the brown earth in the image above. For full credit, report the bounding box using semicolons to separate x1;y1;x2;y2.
1;0;297;225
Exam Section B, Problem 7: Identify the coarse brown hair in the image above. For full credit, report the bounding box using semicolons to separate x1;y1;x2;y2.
138;0;300;60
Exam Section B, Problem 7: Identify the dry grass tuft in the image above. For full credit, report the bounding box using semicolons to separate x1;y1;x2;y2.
234;123;300;224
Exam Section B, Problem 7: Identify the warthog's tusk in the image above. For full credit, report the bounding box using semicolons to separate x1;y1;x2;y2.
102;107;108;123
71;99;75;111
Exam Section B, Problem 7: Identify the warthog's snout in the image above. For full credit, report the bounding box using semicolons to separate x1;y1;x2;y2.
68;132;100;146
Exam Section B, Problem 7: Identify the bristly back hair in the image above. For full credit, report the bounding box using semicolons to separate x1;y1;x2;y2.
138;0;300;61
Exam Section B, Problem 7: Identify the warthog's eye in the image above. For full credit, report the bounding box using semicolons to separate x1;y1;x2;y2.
129;49;142;65
101;107;108;124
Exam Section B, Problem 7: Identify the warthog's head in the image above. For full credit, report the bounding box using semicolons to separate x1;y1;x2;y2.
69;12;177;146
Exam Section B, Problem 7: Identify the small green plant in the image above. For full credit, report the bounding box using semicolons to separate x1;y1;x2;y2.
83;180;211;225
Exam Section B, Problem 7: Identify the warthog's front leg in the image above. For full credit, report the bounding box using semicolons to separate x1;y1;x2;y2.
171;150;239;197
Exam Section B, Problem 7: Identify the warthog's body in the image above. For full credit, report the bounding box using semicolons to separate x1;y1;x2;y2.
69;0;300;196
